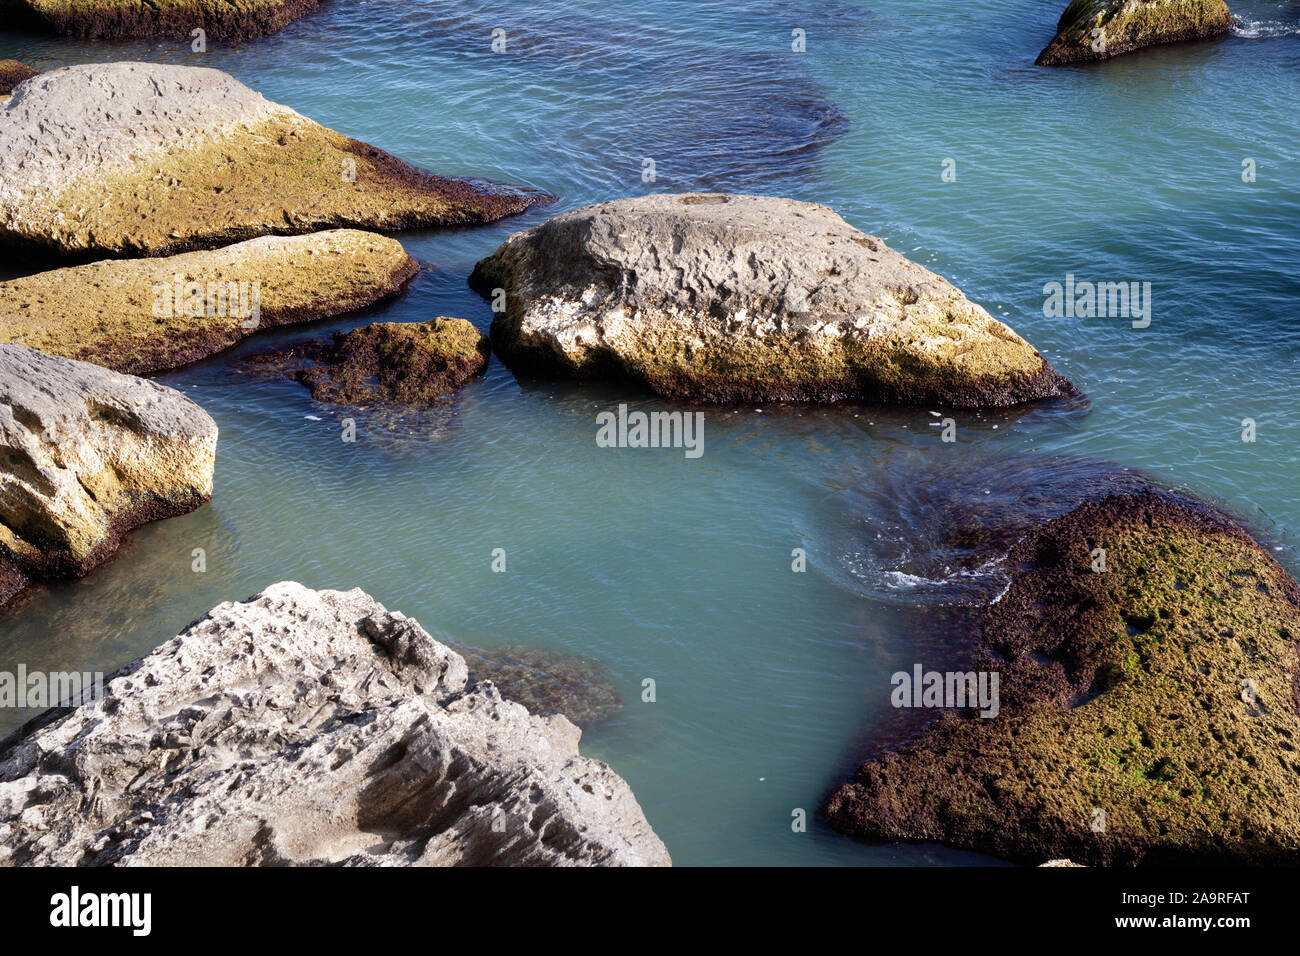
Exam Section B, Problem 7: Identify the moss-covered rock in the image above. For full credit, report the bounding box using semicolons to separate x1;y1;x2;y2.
1036;0;1233;66
826;486;1300;865
2;0;321;41
260;318;490;405
471;193;1074;408
0;230;417;375
0;59;37;95
0;63;545;258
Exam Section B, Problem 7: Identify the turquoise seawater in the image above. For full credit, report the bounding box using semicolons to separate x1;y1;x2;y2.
1;0;1298;865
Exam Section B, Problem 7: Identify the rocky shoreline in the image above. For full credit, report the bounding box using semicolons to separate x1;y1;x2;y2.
0;12;1293;869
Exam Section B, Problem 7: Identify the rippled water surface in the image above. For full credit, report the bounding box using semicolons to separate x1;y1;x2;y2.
2;0;1298;865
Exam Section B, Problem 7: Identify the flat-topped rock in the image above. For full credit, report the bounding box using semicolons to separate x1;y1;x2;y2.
0;582;671;866
3;0;321;40
0;230;418;376
0;63;544;258
1036;0;1233;66
0;345;217;607
826;484;1300;865
471;193;1074;407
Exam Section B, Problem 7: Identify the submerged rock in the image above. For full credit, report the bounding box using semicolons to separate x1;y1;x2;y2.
281;318;490;405
0;345;217;608
471;193;1074;408
0;582;671;866
456;643;622;729
826;485;1300;866
3;0;321;40
1036;0;1233;66
0;63;545;258
0;59;37;95
0;230;417;376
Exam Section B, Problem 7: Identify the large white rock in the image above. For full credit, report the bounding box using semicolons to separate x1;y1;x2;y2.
0;344;217;606
0;582;672;867
472;192;1075;407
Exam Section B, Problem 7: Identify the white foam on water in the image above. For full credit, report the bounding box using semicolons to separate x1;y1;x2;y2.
1232;18;1300;38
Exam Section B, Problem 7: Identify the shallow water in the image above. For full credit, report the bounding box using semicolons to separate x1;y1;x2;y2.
1;0;1298;865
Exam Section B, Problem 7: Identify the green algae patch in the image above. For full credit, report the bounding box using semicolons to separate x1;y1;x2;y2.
1037;0;1233;65
826;488;1300;865
0;230;418;376
281;318;491;405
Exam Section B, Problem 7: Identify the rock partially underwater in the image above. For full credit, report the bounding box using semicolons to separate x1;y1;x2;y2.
826;484;1300;866
455;643;622;729
0;0;323;41
471;193;1074;408
0;63;545;258
0;345;217;608
0;231;418;376
253;318;490;406
0;582;670;866
1036;0;1233;66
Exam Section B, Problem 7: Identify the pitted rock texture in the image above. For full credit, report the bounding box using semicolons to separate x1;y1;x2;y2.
826;487;1300;866
471;193;1074;407
0;230;418;376
0;63;544;257
1036;0;1233;65
2;0;323;41
0;582;671;866
0;345;217;607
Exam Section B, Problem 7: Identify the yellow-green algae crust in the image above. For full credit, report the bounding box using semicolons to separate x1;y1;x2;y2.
826;487;1300;865
1036;0;1232;65
0;230;418;375
15;112;539;258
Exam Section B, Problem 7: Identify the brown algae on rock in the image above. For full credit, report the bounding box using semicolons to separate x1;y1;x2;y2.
826;486;1300;865
1036;0;1233;66
2;0;323;41
284;318;491;405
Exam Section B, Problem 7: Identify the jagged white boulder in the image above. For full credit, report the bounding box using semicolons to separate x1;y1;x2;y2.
0;582;671;867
